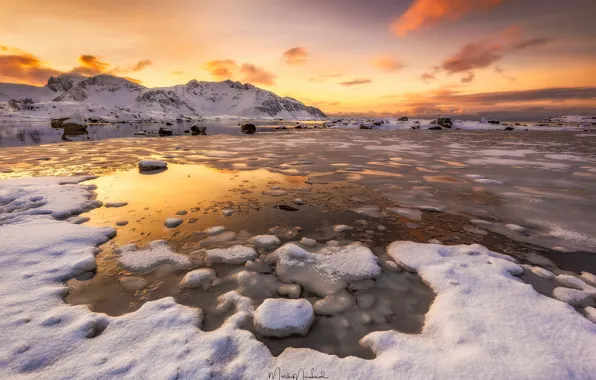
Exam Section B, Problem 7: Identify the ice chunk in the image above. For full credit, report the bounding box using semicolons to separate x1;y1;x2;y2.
581;272;596;287
386;207;422;221
206;245;257;264
586;306;596;323
333;224;353;233
357;293;375;309
294;198;305;205
506;224;526;233
274;243;381;296
556;274;589;290
278;284;301;299
248;235;281;250
553;287;595;307
164;217;183;228
530;266;555;279
352;205;383;218
199;230;237;246
138;159;167;172
313;290;354;315
118;276;148;291
118;240;191;272
300;237;317;247
180;268;217;289
105;202;128;208
221;208;234;217
253;298;314;337
204;226;226;235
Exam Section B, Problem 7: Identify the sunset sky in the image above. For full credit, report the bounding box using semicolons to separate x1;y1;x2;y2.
1;0;595;119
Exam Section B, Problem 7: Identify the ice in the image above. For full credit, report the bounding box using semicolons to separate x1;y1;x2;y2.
248;235;281;250
221;208;234;216
115;220;128;226
530;266;555;279
293;198;305;205
556;274;591;290
314;290;355;315
119;276;148;291
204;225;226;235
505;223;526;232
164;217;183;228
581;272;596;287
553;288;596;307
352;205;383;218
105;202;128;208
300;237;317;247
474;178;503;185
180;268;217;289
262;189;288;196
199;230;237;246
274;243;381;296
138;159;167;172
357;293;376;309
206;245;257;264
278;284;301;299
333;224;353;233
253;299;314;338
117;240;191;272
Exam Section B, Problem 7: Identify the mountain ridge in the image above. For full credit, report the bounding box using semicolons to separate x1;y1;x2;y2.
0;74;326;120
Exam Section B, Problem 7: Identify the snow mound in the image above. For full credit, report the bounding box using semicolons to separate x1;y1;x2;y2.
248;235;281;249
274;243;381;296
118;240;192;272
253;298;314;337
206;245;257;264
180;268;217;289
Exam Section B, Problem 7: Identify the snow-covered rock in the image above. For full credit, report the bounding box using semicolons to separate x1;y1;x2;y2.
253;298;314;337
206;245;257;264
180;268;217;289
117;240;192;272
248;235;281;249
164;218;183;228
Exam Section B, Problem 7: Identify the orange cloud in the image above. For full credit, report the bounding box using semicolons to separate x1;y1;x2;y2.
204;60;238;80
130;59;152;72
372;56;406;73
71;55;109;76
240;64;276;85
282;47;309;65
391;0;504;36
0;47;61;85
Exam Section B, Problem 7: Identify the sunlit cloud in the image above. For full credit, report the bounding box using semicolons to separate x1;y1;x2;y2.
130;59;153;72
391;0;505;36
0;48;61;85
309;73;342;83
71;55;109;76
204;60;238;80
282;47;309;65
339;78;372;87
240;64;276;85
372;56;405;73
460;72;475;83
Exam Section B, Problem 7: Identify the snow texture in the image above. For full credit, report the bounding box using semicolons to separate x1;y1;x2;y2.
206;245;257;264
253;298;314;338
117;240;192;272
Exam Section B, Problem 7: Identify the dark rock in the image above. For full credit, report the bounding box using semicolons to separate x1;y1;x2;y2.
277;205;299;212
159;127;173;137
504;127;515;131
488;120;500;125
398;116;409;121
428;126;443;130
360;124;374;129
437;117;453;128
275;126;287;130
166;122;173;126
191;125;207;135
241;123;257;134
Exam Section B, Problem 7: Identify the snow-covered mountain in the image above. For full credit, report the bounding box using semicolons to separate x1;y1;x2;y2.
0;74;326;121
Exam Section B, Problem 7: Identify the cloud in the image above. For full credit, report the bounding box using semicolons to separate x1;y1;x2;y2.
372;56;405;73
512;37;553;50
204;59;238;80
130;59;152;72
0;48;62;85
391;0;505;36
431;27;553;78
282;47;309;65
309;73;342;83
171;70;184;75
339;78;372;87
461;72;475;83
71;55;109;76
421;72;436;82
240;64;276;85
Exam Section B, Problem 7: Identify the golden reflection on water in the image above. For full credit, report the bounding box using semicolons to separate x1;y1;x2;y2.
82;164;305;246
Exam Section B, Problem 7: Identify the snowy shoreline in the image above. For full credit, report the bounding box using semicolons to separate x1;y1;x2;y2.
1;175;596;378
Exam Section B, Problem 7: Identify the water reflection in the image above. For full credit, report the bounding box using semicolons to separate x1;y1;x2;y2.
0;119;324;147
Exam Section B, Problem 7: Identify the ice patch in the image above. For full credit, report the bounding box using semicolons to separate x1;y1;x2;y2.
206;245;257;264
118;240;192;272
204;225;226;235
253;298;314;338
180;268;217;289
248;235;281;250
386;207;422;221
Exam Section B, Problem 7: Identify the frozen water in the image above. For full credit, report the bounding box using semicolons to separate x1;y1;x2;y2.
313;290;355;315
206;245;257;264
118;240;192;272
204;225;226;235
553;288;596;307
253;299;314;338
248;235;281;250
180;268;217;289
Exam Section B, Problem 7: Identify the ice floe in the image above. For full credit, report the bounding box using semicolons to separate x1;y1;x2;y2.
253;298;314;338
117;240;192;272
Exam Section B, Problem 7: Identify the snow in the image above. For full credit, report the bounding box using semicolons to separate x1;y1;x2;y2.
586;307;596;323
138;159;167;172
2;176;596;379
117;240;192;272
300;237;317;247
581;272;596;287
553;288;596;307
180;268;217;289
556;274;591;290
253;298;314;338
333;224;353;232
248;235;281;249
274;243;381;296
206;245;257;264
530;266;555;279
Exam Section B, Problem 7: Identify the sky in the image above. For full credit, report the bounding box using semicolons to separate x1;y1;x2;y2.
1;0;595;119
